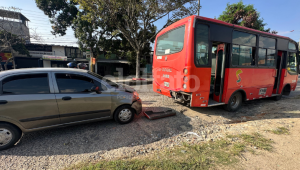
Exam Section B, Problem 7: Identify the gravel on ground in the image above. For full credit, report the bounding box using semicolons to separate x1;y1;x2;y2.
0;84;299;170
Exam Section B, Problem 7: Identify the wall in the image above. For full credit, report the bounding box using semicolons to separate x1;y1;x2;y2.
0;20;30;39
52;46;66;56
43;60;51;67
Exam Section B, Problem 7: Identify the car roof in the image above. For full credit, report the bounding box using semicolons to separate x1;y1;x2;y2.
0;68;88;77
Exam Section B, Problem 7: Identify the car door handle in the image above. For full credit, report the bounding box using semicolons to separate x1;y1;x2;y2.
62;96;72;101
0;100;7;104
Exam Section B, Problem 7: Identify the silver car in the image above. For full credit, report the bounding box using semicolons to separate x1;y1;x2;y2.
0;68;142;150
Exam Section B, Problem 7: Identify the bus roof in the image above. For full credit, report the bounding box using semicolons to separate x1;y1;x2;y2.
158;15;295;43
194;15;291;41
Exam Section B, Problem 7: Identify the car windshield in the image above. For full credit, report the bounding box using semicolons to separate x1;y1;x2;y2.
88;71;119;88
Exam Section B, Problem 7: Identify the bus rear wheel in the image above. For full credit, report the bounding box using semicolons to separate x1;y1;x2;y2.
224;92;242;112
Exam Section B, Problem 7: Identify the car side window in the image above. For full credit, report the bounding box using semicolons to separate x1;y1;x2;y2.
55;73;107;93
2;74;49;95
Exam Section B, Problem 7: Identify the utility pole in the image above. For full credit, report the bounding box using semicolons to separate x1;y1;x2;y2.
197;0;200;16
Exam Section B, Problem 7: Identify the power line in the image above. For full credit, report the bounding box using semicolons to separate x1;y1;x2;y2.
22;14;49;19
21;10;45;14
28;19;51;22
30;40;78;42
38;34;76;37
29;19;50;23
22;9;44;13
30;42;77;43
29;24;52;26
29;26;52;28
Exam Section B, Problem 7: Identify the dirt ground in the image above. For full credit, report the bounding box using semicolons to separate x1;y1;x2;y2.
239;119;300;170
1;82;300;169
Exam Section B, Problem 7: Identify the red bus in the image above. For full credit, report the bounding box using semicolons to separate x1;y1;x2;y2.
153;15;299;111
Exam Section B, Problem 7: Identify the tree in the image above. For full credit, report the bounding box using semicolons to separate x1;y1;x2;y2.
73;0;198;78
35;0;79;36
35;0;154;70
218;1;276;33
73;10;124;58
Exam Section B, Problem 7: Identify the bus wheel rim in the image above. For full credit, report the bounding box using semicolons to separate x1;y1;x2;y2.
230;95;240;108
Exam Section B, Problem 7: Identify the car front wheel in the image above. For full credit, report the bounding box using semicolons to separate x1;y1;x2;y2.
0;123;22;151
114;105;135;124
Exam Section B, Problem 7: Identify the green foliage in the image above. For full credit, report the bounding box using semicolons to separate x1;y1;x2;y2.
35;0;153;65
231;143;246;155
36;0;198;77
0;31;31;57
73;0;198;77
269;127;289;135
218;1;275;33
35;0;79;36
12;43;31;57
69;132;274;170
227;133;274;151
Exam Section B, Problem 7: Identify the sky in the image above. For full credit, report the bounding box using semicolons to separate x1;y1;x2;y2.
1;0;300;47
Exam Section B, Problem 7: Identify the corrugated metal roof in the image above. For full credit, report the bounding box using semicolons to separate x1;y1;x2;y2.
0;9;30;21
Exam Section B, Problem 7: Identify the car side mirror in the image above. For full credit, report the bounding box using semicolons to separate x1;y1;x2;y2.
91;86;101;94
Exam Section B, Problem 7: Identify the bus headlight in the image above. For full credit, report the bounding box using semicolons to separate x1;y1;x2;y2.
183;68;188;75
183;84;187;89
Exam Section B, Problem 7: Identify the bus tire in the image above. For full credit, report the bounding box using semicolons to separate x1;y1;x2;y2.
224;92;242;112
274;95;282;101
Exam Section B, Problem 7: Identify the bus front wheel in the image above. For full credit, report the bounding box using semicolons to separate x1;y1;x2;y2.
224;92;242;112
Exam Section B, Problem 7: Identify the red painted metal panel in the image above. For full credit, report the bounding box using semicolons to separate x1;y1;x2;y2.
152;15;298;107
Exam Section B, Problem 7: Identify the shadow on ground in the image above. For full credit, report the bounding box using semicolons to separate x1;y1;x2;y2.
3;86;300;157
2;107;193;157
187;96;300;124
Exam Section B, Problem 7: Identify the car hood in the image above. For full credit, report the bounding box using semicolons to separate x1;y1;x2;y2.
116;83;135;93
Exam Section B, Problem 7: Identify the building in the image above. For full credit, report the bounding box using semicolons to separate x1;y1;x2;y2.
0;9;30;69
0;8;153;76
11;43;87;69
0;9;30;39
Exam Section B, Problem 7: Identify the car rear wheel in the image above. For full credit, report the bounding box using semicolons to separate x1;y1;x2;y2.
0;123;22;151
223;92;243;112
114;105;135;124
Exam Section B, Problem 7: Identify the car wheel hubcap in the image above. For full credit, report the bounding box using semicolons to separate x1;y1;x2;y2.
119;109;132;122
0;128;13;146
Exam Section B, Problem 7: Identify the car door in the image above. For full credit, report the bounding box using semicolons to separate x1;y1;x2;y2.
52;72;112;124
0;72;60;129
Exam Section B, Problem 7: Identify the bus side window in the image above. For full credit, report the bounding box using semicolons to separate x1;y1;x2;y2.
258;36;276;67
232;45;256;66
287;52;297;74
232;31;256;66
195;24;209;66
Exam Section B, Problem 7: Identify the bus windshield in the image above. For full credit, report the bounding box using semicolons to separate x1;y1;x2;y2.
155;26;185;55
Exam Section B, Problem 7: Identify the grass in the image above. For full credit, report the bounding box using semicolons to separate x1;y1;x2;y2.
240;133;273;151
68;133;273;170
269;127;289;135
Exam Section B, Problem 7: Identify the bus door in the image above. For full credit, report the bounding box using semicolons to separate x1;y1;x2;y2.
273;51;285;94
211;42;227;104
